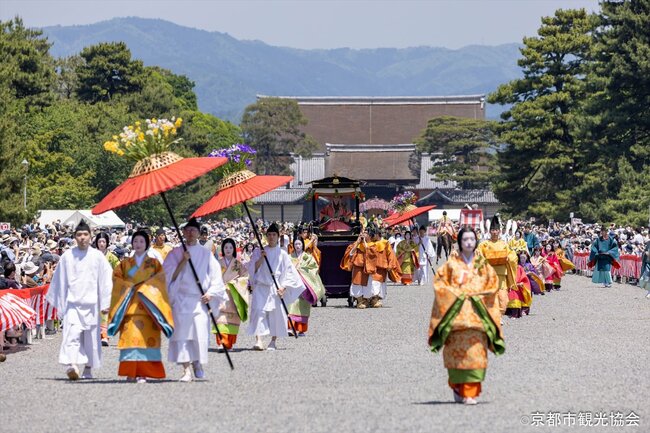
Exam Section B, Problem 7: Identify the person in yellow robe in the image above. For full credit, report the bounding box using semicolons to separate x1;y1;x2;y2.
108;231;174;383
396;231;419;285
508;230;529;255
214;238;249;350
476;215;517;316
151;228;173;262
428;227;504;405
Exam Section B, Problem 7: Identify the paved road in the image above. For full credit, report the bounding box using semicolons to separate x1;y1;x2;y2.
1;274;648;432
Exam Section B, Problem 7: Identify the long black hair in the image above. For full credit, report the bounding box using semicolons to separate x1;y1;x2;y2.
93;232;110;249
221;238;237;259
131;230;150;251
293;237;305;253
456;227;478;251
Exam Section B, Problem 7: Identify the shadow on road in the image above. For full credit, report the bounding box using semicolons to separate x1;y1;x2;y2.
37;377;177;384
413;400;491;406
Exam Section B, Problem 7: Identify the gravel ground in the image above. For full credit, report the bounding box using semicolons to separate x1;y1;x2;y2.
1;273;648;433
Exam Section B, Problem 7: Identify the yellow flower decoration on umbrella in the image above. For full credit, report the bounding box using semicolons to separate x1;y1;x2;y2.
103;116;183;162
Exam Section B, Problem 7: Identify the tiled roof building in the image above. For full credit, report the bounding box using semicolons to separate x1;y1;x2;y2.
251;95;500;221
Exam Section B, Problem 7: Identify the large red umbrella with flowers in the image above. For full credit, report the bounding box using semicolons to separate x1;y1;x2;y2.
93;152;226;214
191;169;302;337
90;118;235;369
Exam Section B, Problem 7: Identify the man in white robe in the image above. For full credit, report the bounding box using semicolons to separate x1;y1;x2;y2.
163;218;227;382
415;226;436;285
247;223;304;351
45;220;112;380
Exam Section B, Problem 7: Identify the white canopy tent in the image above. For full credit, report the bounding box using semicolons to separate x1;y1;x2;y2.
428;208;462;222
38;210;76;229
63;210;125;229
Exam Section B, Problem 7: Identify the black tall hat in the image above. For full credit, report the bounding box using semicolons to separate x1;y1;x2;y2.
74;219;91;233
183;217;201;230
490;214;501;230
266;222;280;234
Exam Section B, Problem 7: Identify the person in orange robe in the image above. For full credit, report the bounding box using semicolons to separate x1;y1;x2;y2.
341;232;375;309
361;226;401;307
108;230;174;383
428;227;504;405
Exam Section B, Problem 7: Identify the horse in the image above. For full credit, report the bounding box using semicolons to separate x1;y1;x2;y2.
436;231;453;263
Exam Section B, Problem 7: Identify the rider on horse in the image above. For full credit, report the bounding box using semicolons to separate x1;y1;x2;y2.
436;211;456;263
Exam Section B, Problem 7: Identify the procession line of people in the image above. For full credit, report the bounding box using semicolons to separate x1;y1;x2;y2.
45;219;324;382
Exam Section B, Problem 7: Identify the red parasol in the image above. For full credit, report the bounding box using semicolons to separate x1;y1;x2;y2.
192;171;292;217
91;151;236;369
93;152;227;215
191;170;302;338
384;205;436;227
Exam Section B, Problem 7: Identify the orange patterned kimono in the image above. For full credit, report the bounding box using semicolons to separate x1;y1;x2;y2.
428;254;505;399
108;256;174;379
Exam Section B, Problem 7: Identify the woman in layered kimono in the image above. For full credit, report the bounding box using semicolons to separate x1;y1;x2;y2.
554;239;575;276
396;231;419;285
543;243;564;291
521;252;544;298
508;230;529;255
108;231;174;383
428;227;505;405
506;253;533;318
287;237;325;335
214;238;249;350
530;247;551;294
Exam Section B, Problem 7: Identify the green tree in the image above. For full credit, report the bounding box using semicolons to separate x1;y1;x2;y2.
0;80;28;225
488;8;596;221
0;18;56;224
597;158;650;226
76;41;145;103
122;67;177;118
181;110;241;156
414;116;496;189
240;97;318;175
54;55;82;99
0;17;54;110
148;66;198;111
579;0;650;223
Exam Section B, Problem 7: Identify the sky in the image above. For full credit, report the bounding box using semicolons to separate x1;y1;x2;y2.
0;0;600;49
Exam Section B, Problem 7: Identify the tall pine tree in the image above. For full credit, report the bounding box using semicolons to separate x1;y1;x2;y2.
580;0;650;225
488;9;596;221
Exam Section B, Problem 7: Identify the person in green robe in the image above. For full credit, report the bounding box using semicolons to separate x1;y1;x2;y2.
287;237;325;336
588;226;620;288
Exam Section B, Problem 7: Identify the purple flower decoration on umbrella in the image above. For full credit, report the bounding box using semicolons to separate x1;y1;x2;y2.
208;143;257;174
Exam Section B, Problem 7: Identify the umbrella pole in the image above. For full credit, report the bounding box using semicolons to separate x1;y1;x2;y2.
243;202;299;339
160;192;235;370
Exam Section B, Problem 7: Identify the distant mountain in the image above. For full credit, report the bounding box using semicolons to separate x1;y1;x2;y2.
42;17;522;121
